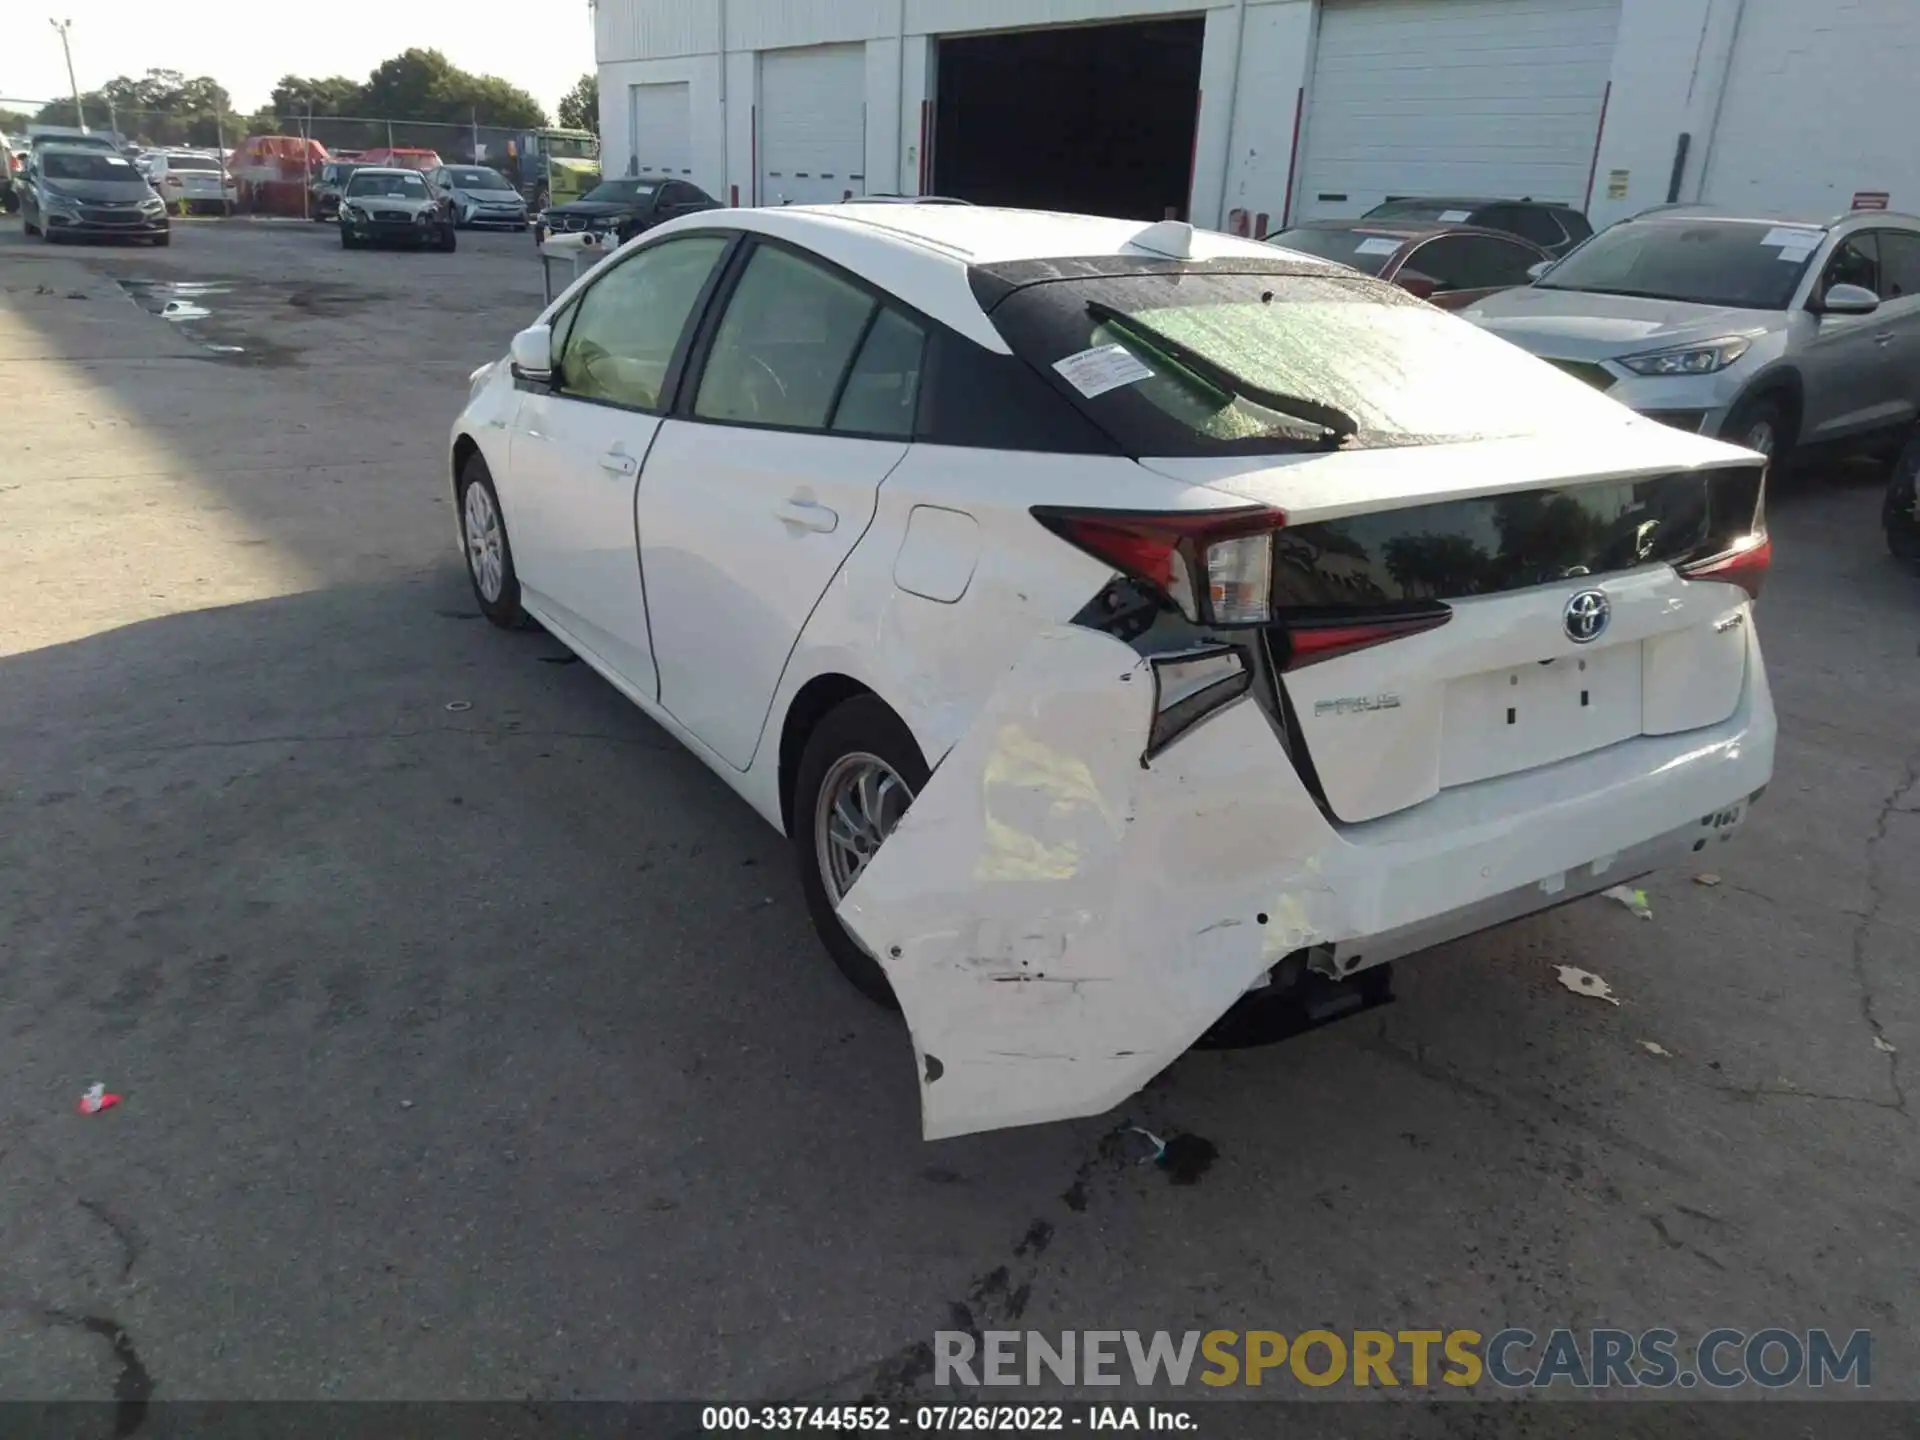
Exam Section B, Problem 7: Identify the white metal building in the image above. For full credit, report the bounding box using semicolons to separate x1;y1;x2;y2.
595;0;1920;232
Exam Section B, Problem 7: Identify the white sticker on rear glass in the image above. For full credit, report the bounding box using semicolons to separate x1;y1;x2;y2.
1760;226;1823;248
1355;236;1402;256
1053;344;1154;399
1438;209;1472;222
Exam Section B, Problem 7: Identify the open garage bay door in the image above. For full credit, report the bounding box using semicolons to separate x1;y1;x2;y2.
630;81;692;178
1297;0;1620;220
759;45;867;207
934;18;1203;222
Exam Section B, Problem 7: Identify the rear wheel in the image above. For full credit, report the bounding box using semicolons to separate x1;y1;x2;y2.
457;454;528;629
791;696;929;1008
1885;435;1920;568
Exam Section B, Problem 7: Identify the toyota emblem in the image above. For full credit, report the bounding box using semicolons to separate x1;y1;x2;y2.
1564;589;1611;644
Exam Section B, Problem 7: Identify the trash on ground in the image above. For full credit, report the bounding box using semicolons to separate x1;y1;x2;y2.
1694;873;1722;887
76;1083;122;1115
1603;885;1653;919
1874;1035;1897;1054
1640;1040;1673;1057
1125;1125;1167;1164
1556;965;1621;1006
444;701;472;713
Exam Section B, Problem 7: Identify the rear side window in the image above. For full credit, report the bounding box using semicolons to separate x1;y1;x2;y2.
983;269;1632;456
694;244;877;430
832;307;926;438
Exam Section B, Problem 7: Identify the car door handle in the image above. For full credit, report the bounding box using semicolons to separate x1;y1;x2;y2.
774;497;839;534
599;450;639;477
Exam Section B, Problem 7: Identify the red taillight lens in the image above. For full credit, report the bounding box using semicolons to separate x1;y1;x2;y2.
1676;533;1770;601
1031;506;1287;626
1280;612;1452;669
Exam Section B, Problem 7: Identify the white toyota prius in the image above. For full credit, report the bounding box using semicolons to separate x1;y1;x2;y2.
448;203;1776;1140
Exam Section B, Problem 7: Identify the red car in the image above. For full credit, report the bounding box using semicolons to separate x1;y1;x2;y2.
1264;221;1550;309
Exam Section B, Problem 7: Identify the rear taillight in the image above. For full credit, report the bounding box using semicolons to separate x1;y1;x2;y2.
1279;611;1452;670
1031;505;1287;626
1677;533;1770;601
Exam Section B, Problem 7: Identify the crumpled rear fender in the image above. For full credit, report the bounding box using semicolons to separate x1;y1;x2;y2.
839;625;1339;1140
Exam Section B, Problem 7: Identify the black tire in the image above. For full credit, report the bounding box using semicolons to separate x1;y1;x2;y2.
1885;435;1920;568
791;695;930;1008
439;228;457;253
1725;393;1792;467
340;229;356;250
456;454;528;628
152;232;170;247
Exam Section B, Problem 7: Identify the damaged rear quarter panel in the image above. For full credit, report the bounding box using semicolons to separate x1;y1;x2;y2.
838;624;1344;1141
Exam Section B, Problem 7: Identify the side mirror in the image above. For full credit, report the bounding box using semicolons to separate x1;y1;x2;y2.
1818;282;1880;316
510;324;554;382
1526;260;1554;282
1396;271;1439;301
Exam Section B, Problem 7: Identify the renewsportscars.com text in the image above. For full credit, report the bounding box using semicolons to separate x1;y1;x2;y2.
934;1328;1871;1391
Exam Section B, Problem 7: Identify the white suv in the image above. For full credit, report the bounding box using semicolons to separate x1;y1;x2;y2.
448;205;1776;1139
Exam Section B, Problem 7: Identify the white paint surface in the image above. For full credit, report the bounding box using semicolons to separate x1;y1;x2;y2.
759;44;870;206
630;81;694;177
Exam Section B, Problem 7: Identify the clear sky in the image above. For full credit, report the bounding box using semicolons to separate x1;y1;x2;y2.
1;0;596;116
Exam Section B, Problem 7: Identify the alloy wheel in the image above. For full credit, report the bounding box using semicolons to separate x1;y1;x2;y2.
815;752;914;902
463;482;505;603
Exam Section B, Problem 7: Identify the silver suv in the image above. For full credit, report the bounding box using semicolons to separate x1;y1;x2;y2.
1463;209;1920;462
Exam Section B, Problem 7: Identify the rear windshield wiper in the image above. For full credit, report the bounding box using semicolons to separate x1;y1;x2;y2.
1085;300;1361;447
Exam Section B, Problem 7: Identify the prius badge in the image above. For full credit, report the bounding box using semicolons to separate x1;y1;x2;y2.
1564;589;1610;645
1314;694;1402;717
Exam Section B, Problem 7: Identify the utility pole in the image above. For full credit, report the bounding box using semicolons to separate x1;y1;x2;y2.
48;19;86;132
472;106;480;164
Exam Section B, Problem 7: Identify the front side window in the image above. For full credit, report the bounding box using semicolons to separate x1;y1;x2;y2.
1877;231;1920;300
1535;219;1824;309
694;245;878;430
1822;233;1881;297
983;266;1634;456
1481;204;1567;249
1399;236;1477;291
557;235;728;410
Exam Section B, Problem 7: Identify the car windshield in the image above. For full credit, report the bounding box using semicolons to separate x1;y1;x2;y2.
164;154;220;171
449;167;511;190
44;151;139;181
1268;228;1403;277
347;171;429;199
580;180;653;204
1535;219;1825;308
985;268;1633;456
545;135;597;160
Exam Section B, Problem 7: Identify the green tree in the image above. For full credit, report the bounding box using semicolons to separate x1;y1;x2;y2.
271;74;364;118
33;69;232;146
557;73;599;135
358;48;546;128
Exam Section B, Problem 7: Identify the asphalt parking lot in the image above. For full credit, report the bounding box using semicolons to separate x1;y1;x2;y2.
1;214;1917;1425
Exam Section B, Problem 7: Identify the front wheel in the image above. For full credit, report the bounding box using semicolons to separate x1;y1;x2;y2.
438;228;457;253
1725;394;1791;467
791;696;930;1008
1885;435;1920;568
457;454;528;628
152;232;170;247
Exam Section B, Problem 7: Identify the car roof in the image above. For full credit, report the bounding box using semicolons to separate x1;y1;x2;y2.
1274;218;1543;247
349;167;425;178
633;204;1317;354
38;142;125;156
1626;206;1920;230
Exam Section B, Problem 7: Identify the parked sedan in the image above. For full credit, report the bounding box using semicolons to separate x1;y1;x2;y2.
532;176;717;247
338;167;455;251
20;145;169;245
1362;196;1594;258
309;161;366;221
448;204;1774;1140
427;165;529;229
145;150;235;214
1465;210;1920;461
1267;221;1549;309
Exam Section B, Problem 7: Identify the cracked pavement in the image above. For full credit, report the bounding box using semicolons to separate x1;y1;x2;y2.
1;217;1917;1417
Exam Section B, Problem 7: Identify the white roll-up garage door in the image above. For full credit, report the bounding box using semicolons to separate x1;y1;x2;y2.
629;81;692;178
1297;0;1621;220
759;44;867;207
1700;0;1919;218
